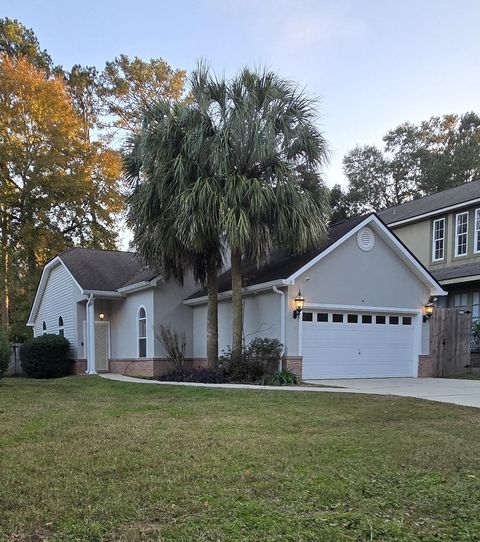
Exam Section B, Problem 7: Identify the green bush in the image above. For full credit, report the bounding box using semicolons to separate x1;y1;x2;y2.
0;328;9;379
264;368;299;386
20;334;71;378
220;338;283;383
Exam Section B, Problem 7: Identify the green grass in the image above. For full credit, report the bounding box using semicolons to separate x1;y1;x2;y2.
1;377;480;541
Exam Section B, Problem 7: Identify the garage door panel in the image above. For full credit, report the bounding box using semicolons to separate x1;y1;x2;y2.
301;311;416;379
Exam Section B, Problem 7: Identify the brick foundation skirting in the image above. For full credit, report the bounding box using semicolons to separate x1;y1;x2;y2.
418;354;435;377
471;352;480;369
283;356;303;380
72;359;87;375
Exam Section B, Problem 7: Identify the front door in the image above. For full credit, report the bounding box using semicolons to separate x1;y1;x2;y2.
95;322;109;371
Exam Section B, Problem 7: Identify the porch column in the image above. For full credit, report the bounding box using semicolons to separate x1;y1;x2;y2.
86;295;97;374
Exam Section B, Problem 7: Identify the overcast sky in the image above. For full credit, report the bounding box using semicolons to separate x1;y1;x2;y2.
4;0;480;190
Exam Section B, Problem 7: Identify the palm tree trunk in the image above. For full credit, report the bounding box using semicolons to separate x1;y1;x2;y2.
206;254;218;369
231;247;243;363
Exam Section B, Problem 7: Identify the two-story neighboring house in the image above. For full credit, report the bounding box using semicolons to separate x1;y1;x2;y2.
379;179;480;321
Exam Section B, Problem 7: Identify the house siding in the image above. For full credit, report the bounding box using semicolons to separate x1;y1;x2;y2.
33;263;79;357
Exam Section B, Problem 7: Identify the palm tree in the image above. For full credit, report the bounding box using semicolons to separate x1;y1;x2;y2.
125;96;223;368
176;66;331;363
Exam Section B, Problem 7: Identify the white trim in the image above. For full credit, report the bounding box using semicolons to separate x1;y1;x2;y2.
118;276;161;294
475;208;480;254
440;274;480;285
454;211;469;258
82;290;125;298
27;256;84;326
137;305;147;358
387;197;480;227
413;314;422;377
304;302;420;314
272;286;286;367
431;217;445;262
58;315;64;337
288;214;446;296
183;279;292;306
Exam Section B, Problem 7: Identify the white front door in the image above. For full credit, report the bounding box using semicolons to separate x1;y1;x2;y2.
83;321;110;372
301;310;416;379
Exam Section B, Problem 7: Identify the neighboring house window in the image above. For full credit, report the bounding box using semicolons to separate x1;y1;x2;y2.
42;321;47;335
455;211;468;257
475;209;480;253
473;293;480;324
453;293;468;310
432;218;445;261
138;307;147;358
58;316;64;337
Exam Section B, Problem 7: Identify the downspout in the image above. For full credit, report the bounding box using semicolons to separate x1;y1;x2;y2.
273;286;286;371
86;293;94;374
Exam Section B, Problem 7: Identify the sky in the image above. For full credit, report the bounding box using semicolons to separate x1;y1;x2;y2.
3;0;480;190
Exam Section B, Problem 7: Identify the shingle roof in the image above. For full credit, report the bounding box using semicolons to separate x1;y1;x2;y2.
379;179;480;225
187;214;369;300
59;248;158;291
431;262;480;282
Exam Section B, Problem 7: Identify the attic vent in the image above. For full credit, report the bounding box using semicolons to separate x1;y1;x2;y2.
357;227;375;252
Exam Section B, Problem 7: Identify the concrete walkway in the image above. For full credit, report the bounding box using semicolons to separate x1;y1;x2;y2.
305;377;480;408
100;373;480;407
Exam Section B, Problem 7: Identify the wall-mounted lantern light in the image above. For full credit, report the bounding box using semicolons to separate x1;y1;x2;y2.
423;298;435;323
99;313;105;320
293;290;305;319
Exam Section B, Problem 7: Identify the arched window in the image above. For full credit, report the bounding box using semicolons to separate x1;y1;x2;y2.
42;321;47;335
58;316;64;337
138;307;147;358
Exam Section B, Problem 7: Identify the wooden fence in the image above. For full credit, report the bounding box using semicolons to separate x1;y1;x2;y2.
6;343;23;376
429;308;471;377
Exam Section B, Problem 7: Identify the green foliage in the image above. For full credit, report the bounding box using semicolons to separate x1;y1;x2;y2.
20;334;71;378
0;327;9;378
157;368;226;384
220;338;283;383
264;368;299;386
343;112;480;215
472;321;480;351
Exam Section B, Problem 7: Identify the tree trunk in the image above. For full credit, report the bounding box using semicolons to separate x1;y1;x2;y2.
0;206;9;331
231;247;243;363
206;254;218;369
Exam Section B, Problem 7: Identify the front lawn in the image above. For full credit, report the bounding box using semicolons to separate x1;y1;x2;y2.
1;378;480;541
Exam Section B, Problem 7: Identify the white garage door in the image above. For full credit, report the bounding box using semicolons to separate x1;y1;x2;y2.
301;310;416;379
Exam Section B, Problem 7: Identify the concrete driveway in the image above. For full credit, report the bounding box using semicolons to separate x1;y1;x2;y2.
304;378;480;408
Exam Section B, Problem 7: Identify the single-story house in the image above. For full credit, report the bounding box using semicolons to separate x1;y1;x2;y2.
27;213;446;380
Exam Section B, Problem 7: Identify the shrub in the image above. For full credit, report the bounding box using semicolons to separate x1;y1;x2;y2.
155;325;186;371
157;368;226;384
0;328;9;379
20;334;71;378
264;368;299;386
220;338;283;383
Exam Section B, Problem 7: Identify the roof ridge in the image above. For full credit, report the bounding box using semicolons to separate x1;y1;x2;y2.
59;246;136;256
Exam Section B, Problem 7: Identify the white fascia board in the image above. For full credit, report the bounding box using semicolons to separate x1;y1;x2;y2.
387;197;480;228
440;274;480;286
287;215;375;282
82;290;126;298
27;256;80;326
371;217;447;296
183;279;291;306
117;276;161;294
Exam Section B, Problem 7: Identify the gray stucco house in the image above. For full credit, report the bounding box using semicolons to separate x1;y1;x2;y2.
27;213;445;380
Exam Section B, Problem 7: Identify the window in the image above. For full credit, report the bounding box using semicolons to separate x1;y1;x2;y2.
347;314;358;323
332;314;344;323
42;321;47;335
302;312;313;322
362;315;372;324
432;218;445;261
475;209;480;253
138;307;147;358
453;293;468;309
473;293;480;324
389;316;399;325
375;315;386;325
402;316;412;326
58;316;64;337
455;212;468;257
317;313;328;322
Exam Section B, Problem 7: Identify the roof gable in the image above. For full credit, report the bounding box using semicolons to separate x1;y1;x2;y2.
185;214;445;304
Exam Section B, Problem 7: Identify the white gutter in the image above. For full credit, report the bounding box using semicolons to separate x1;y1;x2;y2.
82;290;126;298
387;197;480;227
273;286;286;370
85;293;96;375
184;279;293;306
